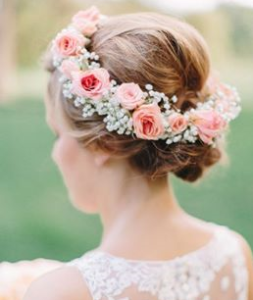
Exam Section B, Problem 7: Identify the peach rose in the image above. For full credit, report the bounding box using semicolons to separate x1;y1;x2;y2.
190;110;227;144
71;68;111;100
116;83;145;110
72;20;98;36
168;112;188;134
72;6;100;36
54;31;86;57
72;6;100;24
132;102;165;140
60;60;79;79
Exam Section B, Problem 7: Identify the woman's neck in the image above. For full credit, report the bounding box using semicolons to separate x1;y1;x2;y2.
98;174;186;249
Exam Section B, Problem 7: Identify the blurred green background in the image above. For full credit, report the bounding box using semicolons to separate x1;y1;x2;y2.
0;0;252;262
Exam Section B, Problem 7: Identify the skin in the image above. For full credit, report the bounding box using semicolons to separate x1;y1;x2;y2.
23;95;253;300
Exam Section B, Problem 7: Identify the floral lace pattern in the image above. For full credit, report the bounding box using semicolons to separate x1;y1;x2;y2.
66;224;248;300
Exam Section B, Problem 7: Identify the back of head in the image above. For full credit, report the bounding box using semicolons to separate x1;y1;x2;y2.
44;10;228;183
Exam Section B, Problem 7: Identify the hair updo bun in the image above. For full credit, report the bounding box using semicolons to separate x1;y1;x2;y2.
43;11;228;183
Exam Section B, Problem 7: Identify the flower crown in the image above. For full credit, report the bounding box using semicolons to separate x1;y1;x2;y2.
51;5;242;147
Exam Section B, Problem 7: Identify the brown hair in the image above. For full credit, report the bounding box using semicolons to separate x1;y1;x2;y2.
43;11;228;183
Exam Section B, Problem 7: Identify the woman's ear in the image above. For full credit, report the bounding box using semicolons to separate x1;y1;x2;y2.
93;149;110;167
88;142;110;167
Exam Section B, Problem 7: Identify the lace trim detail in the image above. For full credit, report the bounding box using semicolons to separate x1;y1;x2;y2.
66;224;249;300
231;241;249;300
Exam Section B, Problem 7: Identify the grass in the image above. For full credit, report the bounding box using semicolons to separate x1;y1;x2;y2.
0;98;252;262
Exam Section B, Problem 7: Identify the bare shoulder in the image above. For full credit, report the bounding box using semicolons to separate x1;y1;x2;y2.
23;264;92;300
229;228;253;300
229;228;253;264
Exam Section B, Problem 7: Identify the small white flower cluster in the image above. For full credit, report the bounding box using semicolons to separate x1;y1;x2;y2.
81;48;101;69
56;47;241;147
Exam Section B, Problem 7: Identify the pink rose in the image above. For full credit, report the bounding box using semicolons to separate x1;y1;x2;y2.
116;83;145;110
72;6;100;36
60;60;79;79
132;103;165;140
168;112;188;134
72;19;98;36
72;6;100;24
190;110;227;144
71;68;111;100
54;31;86;57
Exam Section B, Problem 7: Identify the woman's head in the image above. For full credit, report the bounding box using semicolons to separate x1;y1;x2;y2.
43;10;228;212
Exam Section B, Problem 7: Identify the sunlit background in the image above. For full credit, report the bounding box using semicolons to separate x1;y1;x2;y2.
0;0;252;262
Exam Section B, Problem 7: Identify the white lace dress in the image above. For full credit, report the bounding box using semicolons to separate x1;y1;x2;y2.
66;223;249;300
